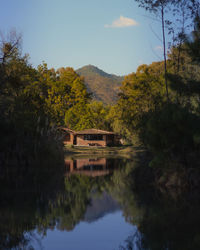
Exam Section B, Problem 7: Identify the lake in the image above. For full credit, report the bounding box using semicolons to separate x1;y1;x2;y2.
1;155;200;250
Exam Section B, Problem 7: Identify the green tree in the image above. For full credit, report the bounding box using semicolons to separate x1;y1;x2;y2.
65;101;110;131
134;0;174;100
45;67;90;124
134;0;199;102
114;63;165;142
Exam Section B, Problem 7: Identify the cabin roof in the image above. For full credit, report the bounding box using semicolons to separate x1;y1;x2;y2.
60;127;115;135
59;127;76;134
75;128;115;135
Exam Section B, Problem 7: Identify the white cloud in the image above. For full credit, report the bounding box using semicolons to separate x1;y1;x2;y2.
105;16;138;28
154;45;163;51
138;60;143;65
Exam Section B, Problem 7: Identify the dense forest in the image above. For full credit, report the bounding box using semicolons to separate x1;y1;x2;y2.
1;0;200;189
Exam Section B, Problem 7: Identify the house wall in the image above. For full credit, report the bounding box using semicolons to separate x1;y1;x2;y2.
64;158;110;177
64;159;74;171
76;135;107;147
76;158;106;169
63;132;120;146
63;133;74;145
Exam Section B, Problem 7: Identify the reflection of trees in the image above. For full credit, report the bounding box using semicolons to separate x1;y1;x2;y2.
110;159;200;250
106;159;145;226
119;193;200;250
133;191;200;250
0;144;66;249
0;156;118;249
54;175;96;231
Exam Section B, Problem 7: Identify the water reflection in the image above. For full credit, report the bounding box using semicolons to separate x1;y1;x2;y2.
84;192;120;222
1;155;200;249
116;183;200;250
65;157;118;177
0;156;127;249
118;193;200;249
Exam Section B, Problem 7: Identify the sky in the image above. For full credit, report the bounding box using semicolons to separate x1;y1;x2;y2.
1;0;165;76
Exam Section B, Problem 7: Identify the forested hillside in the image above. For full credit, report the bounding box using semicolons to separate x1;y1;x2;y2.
76;65;123;104
1;0;200;191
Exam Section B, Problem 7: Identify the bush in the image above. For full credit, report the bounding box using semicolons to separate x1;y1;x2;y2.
139;103;200;166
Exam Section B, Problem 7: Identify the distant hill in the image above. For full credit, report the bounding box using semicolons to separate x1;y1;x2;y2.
83;192;120;223
76;65;123;105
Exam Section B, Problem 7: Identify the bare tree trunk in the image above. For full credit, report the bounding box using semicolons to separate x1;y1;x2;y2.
161;5;169;102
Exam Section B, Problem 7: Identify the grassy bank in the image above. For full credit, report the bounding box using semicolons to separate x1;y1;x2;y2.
64;145;145;157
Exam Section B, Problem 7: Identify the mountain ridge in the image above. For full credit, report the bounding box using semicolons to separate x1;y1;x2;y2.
76;65;123;105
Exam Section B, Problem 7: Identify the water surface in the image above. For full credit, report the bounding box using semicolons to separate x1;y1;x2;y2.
1;156;200;250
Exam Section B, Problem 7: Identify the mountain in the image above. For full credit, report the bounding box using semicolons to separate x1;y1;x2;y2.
76;65;123;105
83;192;120;223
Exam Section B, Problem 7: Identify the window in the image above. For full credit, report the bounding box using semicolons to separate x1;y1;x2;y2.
84;134;103;141
83;164;104;170
65;134;70;141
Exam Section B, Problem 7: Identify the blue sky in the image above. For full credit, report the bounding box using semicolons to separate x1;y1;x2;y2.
1;0;164;75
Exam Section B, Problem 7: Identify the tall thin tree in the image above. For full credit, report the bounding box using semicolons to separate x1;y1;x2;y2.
134;0;176;101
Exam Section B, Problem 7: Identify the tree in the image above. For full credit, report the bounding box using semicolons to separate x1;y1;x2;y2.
134;0;200;102
65;101;110;131
0;31;63;163
115;62;165;142
43;67;91;124
186;13;200;64
0;29;22;64
134;0;174;100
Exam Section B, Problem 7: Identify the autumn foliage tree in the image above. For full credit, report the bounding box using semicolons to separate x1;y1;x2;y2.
0;31;91;162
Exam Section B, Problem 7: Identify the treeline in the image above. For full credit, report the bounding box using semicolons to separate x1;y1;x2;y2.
1;0;200;177
0;30;113;162
0;31;90;164
111;0;200;184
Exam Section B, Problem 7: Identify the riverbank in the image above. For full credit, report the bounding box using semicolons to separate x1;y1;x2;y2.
64;145;145;158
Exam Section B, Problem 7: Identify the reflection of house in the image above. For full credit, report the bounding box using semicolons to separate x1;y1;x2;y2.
65;158;115;177
61;128;120;147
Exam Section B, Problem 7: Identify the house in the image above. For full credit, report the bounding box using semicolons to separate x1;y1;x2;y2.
65;158;110;177
61;128;120;147
64;157;118;177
